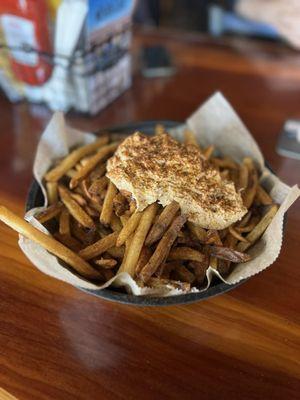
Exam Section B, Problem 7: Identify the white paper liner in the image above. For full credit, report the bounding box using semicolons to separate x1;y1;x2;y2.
18;93;300;296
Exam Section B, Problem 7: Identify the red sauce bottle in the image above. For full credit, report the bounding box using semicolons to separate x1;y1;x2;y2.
0;0;53;85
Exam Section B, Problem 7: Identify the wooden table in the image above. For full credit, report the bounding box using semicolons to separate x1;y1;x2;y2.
0;29;299;400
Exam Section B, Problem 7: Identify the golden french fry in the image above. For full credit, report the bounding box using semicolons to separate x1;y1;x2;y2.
54;232;83;252
213;157;238;170
110;213;122;232
209;256;218;269
236;211;252;228
237;162;249;191
116;211;143;247
71;221;96;245
89;176;108;197
106;246;125;259
65;168;77;178
88;200;102;214
168;247;205;263
236;205;278;252
70;192;87;206
0;206;100;279
80;179;93;201
36;202;64;224
100;181;117;226
79;231;118;260
242;157;258;209
84;205;99;218
89;163;107;181
206;229;222;246
255;185;273;205
183;129;199;147
70;142;119;188
156;261;179;279
94;258;117;268
45;136;109;182
223;233;238;249
46;182;58;205
145;200;180;246
113;192;128;216
59;208;70;235
203;145;214;159
228;226;249;243
135;246;152;276
139;214;186;283
118;203;158;276
172;264;195;283
58;185;95;229
187;221;207;242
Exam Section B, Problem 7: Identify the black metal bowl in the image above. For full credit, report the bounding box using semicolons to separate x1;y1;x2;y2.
26;120;247;306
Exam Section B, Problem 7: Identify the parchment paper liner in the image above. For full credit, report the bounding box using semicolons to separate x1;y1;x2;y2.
19;92;300;296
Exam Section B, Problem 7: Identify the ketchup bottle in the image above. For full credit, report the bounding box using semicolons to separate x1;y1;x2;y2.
0;0;53;86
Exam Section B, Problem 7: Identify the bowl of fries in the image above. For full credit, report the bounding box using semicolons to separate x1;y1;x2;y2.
20;119;279;305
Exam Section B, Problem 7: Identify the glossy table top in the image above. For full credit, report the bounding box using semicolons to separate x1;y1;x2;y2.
0;28;299;399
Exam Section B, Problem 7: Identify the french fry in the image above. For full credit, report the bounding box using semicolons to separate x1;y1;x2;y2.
116;211;142;247
113;192;128;216
139;215;187;283
118;232;133;271
220;169;230;180
228;226;249;243
80;179;93;201
70;192;87;206
0;206;101;279
58;185;95;229
70;142;119;188
101;269;114;281
212;157;238;170
100;181;117;226
36;202;64;224
94;258;117;268
255;185;273;205
206;229;222;246
236;211;252;228
237;162;248;191
183;129;199;147
88;176;108;197
110;213;122;232
89;163;107;181
189;261;208;285
54;232;83;252
168;247;205;263
79;231;118;260
236;205;278;252
144;277;191;291
217;260;231;276
118;203;158;276
106;246;125;259
187;221;207;242
46;182;58;205
156;261;179;279
172;264;195;283
135;246;152;276
71;221;96;246
59;208;70;235
207;245;251;263
242;157;258;209
87;200;102;214
65;168;77;178
223;233;238;249
84;205;99;218
45;136;109;182
145;200;180;246
209;256;218;269
203;145;214;159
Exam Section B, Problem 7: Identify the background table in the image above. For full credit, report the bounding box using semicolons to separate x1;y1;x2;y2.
0;28;299;400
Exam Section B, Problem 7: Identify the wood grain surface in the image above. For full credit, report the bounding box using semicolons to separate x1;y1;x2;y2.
0;28;299;400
